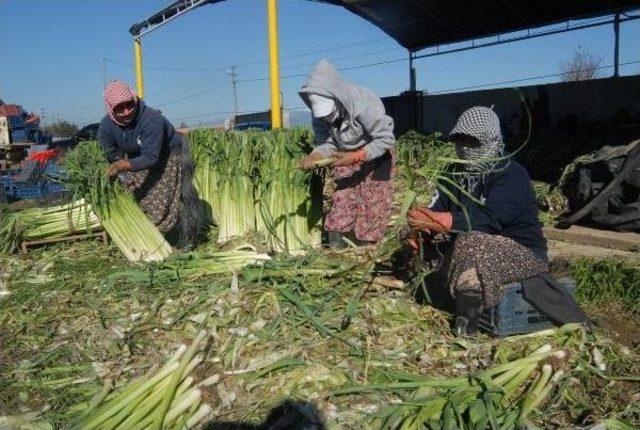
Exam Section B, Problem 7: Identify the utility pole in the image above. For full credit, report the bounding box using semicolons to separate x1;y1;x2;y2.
103;58;108;87
229;65;239;119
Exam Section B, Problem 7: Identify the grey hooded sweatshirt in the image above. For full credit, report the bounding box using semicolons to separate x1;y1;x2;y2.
299;60;395;161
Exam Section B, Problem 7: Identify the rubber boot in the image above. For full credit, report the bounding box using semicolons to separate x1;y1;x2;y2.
454;291;484;336
328;231;347;249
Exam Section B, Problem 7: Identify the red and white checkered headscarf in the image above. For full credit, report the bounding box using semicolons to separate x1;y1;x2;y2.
103;80;138;126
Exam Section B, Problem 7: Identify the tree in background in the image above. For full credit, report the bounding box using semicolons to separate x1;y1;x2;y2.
44;120;79;138
560;46;603;82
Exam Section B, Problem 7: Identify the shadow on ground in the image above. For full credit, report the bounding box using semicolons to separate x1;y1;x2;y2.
203;400;325;430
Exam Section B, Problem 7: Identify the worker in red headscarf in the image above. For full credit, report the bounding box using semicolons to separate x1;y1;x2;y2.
98;80;202;249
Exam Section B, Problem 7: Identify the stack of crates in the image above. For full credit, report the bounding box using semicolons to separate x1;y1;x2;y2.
43;162;69;197
14;181;45;200
478;277;576;336
45;182;68;197
0;170;18;200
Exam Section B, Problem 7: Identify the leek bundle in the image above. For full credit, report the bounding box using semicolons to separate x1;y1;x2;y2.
112;247;271;282
63;142;172;262
190;129;257;243
254;128;322;252
189;128;322;252
71;330;211;430
0;199;101;254
337;344;566;429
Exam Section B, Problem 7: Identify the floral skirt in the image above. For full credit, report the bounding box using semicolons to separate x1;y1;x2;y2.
444;232;548;307
119;149;182;233
324;151;395;242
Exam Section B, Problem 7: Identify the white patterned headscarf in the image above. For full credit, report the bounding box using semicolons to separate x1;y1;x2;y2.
449;106;505;193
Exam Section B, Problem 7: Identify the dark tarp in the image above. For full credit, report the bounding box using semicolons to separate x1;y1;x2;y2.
131;1;640;51
318;1;640;51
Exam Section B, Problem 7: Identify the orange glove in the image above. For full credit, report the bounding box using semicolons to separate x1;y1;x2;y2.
106;159;132;178
407;208;453;233
299;152;324;171
333;148;366;167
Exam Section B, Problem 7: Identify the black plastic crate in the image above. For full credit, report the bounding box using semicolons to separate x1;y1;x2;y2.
479;277;575;337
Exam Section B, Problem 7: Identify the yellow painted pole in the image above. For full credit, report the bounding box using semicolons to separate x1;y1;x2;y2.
267;0;282;128
134;38;145;99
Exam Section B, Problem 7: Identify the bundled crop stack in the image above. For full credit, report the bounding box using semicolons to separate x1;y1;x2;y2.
0;199;101;254
70;330;211;429
63;141;172;262
189;127;322;252
191;129;258;243
254;128;323;251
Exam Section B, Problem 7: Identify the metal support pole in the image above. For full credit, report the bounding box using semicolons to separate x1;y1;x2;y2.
267;0;282;129
409;51;417;92
134;38;145;99
614;12;621;77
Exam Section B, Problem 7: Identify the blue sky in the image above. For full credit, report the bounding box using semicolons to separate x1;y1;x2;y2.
0;1;639;127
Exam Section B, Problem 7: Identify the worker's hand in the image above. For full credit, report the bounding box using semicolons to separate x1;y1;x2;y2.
299;152;324;171
404;229;422;254
106;159;132;178
407;208;453;233
333;149;366;167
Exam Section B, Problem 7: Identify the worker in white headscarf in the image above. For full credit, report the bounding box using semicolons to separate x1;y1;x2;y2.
298;60;396;248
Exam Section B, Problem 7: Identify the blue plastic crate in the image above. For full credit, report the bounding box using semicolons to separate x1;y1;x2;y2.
46;182;68;195
1;174;17;198
43;162;67;181
15;183;45;200
478;277;575;337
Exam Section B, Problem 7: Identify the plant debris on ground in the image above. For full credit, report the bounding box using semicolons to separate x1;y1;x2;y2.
1;131;639;429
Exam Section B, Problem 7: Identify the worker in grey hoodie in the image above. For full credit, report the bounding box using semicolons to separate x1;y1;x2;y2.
299;60;396;248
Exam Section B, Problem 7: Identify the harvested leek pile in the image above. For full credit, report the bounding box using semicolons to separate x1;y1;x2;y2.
191;129;256;242
0;198;101;254
70;330;211;430
1;242;639;429
254;128;323;251
189;127;322;252
63;141;172;262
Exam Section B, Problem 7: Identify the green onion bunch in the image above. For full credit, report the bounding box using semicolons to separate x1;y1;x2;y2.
70;330;211;430
63;141;172;262
0;199;101;254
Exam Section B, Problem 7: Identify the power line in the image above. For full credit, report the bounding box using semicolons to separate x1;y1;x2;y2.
237;55;407;83
156;81;229;107
104;58;229;73
145;72;227;98
429;59;640;95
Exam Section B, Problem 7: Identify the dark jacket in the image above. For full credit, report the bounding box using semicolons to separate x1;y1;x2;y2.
431;158;547;260
97;101;182;171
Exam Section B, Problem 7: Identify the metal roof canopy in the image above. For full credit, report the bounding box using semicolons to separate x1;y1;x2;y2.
130;1;639;45
318;1;640;52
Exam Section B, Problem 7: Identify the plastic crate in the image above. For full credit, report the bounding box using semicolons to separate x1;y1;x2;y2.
478;277;576;337
45;182;68;196
0;174;17;198
44;162;66;176
15;183;45;200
